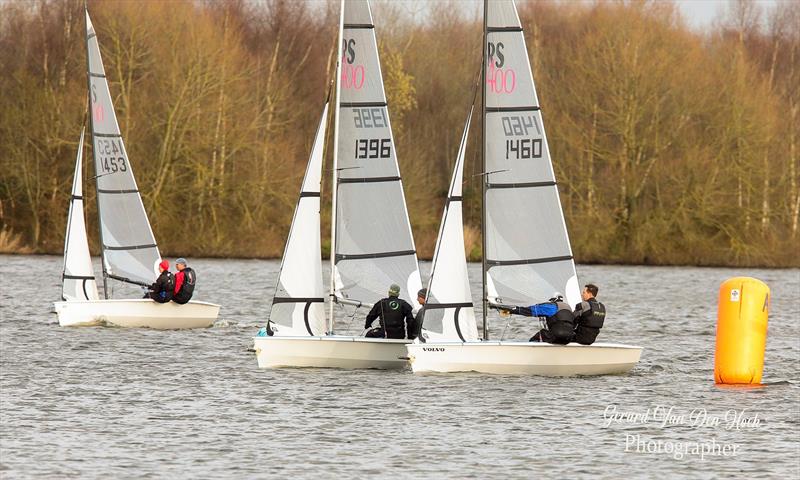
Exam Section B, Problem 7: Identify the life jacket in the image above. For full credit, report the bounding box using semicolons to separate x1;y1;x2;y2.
574;298;605;345
545;301;575;344
377;297;409;339
157;271;174;301
173;267;195;304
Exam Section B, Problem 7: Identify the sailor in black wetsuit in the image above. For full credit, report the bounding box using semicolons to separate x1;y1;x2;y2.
145;260;174;303
412;288;427;340
572;283;606;345
504;294;575;344
364;284;416;339
172;257;196;305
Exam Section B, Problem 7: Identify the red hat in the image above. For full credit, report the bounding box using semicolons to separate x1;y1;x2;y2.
159;260;169;270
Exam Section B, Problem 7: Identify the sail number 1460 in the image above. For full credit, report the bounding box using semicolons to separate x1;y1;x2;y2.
502;115;542;160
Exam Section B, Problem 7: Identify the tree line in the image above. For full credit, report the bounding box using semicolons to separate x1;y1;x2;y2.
0;0;797;267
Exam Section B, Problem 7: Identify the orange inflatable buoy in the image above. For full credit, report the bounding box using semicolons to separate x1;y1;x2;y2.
714;277;770;384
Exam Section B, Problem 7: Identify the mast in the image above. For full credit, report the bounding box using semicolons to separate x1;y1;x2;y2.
481;0;488;340
328;0;345;335
85;6;108;299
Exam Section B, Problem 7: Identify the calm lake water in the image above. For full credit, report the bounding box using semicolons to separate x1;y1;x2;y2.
0;254;798;478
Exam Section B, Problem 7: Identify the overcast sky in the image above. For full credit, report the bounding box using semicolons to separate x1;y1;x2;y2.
674;0;777;29
367;0;779;32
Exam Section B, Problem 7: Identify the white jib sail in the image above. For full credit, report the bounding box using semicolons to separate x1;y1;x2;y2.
422;108;479;342
269;104;329;336
62;127;100;302
332;0;422;307
484;0;580;308
86;9;161;289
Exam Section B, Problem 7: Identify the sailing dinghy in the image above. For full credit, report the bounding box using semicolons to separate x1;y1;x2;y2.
406;0;641;376
53;9;220;329
253;0;421;369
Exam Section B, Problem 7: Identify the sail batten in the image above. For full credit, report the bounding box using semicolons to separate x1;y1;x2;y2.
332;0;421;308
483;0;580;308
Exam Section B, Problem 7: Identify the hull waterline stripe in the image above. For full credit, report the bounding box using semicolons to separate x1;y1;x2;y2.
98;188;139;194
487;26;524;33
487;181;556;189
340;101;387;108
344;24;375;29
486;106;540;113
89;72;106;78
104;243;157;251
487;255;573;267
71;195;84;200
299;192;321;198
423;302;473;310
336;250;416;262
339;176;401;184
272;297;325;304
93;133;122;138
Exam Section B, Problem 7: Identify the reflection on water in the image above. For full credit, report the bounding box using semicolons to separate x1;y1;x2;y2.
0;255;798;478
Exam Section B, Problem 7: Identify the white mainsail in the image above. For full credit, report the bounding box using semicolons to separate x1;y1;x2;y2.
86;9;161;291
421;108;479;342
268;104;329;336
62;127;100;302
483;0;580;309
331;0;422;308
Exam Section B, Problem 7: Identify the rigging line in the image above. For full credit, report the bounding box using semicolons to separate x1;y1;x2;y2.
473;168;510;177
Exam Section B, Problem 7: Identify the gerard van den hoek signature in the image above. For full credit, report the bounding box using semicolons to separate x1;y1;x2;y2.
603;404;761;430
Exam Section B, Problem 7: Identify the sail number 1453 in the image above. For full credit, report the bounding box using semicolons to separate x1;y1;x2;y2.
96;138;128;173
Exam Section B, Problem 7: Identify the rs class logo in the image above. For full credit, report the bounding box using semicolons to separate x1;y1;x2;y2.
423;347;445;352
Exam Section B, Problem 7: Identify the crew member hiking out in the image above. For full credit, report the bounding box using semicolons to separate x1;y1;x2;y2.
572;283;606;345
172;257;196;305
145;260;174;303
502;293;575;344
364;284;416;339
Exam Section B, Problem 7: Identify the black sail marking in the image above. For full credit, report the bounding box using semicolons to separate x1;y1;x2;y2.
303;302;314;335
335;250;416;262
82;279;91;300
454;307;466;342
487;255;573;266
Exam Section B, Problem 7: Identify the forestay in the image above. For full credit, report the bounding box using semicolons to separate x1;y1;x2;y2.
483;0;580;308
86;10;161;289
333;0;421;306
62;127;100;302
269;104;329;336
422;108;479;341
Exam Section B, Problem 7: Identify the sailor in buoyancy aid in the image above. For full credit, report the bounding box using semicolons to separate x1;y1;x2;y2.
572;283;606;345
172;257;196;305
364;284;416;339
504;293;575;344
145;260;174;303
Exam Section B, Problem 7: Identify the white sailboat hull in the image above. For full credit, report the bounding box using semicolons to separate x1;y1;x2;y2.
253;336;410;370
406;341;642;376
54;299;220;329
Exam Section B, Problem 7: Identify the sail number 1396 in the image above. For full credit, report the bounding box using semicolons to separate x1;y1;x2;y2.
355;138;391;159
